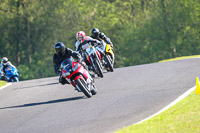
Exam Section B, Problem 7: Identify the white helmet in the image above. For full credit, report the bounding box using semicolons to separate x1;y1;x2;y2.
1;57;8;65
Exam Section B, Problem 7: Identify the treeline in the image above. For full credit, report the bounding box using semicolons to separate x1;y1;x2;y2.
0;0;199;80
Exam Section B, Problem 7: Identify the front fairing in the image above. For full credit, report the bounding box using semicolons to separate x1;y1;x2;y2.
86;46;102;61
105;44;114;55
5;66;18;76
4;66;19;81
61;58;92;89
61;58;84;78
86;46;96;56
61;58;73;77
99;40;113;55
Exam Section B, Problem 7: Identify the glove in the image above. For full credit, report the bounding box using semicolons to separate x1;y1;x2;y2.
97;40;102;46
81;61;86;66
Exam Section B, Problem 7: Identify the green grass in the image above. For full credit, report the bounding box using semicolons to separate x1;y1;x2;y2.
115;91;200;133
159;55;200;62
115;55;200;133
0;80;7;87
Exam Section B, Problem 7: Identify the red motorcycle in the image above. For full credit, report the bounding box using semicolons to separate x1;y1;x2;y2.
61;58;97;98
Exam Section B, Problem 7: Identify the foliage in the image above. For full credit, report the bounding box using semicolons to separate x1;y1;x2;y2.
0;0;199;80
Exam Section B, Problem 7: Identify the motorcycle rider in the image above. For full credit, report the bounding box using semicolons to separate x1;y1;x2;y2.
74;31;104;67
0;57;17;80
53;42;82;85
91;28;114;49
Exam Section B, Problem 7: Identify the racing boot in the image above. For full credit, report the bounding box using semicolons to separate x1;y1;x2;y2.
59;76;69;85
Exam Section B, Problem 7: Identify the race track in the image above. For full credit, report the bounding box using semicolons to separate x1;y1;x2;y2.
0;58;199;133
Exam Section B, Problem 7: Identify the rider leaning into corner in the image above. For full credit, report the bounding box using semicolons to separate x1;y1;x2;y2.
53;42;82;85
0;57;16;81
90;28;114;51
74;31;104;66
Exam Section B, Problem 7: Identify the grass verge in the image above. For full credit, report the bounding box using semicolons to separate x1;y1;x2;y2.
115;55;200;133
115;90;200;133
159;55;200;62
0;80;7;87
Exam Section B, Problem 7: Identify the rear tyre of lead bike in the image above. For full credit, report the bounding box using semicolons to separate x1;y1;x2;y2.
104;54;114;72
94;59;104;78
75;78;92;98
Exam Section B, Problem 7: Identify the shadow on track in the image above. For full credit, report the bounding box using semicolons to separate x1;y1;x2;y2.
0;96;84;110
14;82;59;90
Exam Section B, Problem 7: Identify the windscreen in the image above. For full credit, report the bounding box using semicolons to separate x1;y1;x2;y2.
61;58;73;72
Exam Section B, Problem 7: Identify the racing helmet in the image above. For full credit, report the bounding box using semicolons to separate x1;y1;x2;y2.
91;28;100;38
76;31;86;43
1;57;8;65
54;42;66;56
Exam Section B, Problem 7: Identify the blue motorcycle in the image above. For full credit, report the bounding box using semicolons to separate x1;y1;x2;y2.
4;65;19;82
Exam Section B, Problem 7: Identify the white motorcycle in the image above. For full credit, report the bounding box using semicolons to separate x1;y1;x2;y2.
85;44;104;78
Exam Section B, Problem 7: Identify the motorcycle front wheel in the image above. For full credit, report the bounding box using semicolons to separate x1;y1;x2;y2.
11;76;19;82
94;59;104;78
91;83;97;95
75;78;92;98
104;54;114;72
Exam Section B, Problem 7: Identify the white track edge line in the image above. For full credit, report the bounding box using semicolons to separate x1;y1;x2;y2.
135;85;196;124
0;83;12;90
0;80;197;124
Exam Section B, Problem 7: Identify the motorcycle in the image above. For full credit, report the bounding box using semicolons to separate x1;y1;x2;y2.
4;65;19;82
78;41;104;78
97;41;114;72
85;45;104;78
61;58;97;98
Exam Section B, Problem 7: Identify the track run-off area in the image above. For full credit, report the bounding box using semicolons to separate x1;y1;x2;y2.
0;58;199;133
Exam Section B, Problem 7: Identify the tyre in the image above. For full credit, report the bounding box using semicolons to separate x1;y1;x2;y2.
104;55;114;72
98;57;103;70
94;59;104;78
11;76;19;82
75;78;92;98
91;83;97;95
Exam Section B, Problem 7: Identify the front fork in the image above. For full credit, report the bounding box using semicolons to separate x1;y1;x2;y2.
73;74;92;92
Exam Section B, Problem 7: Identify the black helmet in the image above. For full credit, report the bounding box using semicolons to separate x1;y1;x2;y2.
91;28;100;38
54;42;65;56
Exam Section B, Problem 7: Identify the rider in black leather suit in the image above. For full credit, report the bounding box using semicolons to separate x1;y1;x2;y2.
90;28;114;48
53;42;81;85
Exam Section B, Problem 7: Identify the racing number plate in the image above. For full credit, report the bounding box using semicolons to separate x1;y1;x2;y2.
87;46;95;55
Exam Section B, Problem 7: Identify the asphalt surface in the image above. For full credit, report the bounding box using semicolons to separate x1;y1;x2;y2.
0;58;200;133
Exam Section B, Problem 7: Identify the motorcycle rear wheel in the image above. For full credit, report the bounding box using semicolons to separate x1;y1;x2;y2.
75;78;92;98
